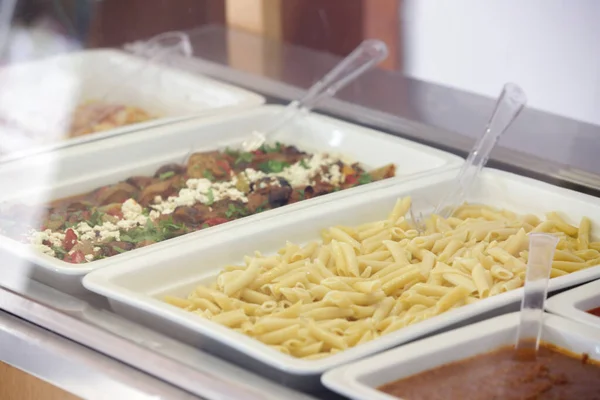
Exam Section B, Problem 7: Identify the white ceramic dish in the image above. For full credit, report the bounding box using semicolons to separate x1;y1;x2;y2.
546;278;600;329
0;48;264;161
0;105;462;294
83;169;600;388
322;312;600;400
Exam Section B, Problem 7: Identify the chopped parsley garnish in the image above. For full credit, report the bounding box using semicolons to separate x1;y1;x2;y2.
205;188;215;205
225;204;249;219
201;223;210;229
333;187;341;192
52;246;67;258
63;221;76;228
234;152;254;165
112;246;128;254
259;142;282;153
87;210;103;227
119;234;136;243
158;217;186;232
203;170;216;182
224;147;239;157
119;218;187;244
158;171;175;180
258;160;290;173
299;159;310;169
254;200;269;213
297;189;306;200
357;174;373;185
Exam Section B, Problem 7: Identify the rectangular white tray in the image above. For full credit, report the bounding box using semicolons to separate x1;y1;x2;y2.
0;48;265;161
546;278;600;329
0;105;462;294
322;312;600;400
82;168;600;388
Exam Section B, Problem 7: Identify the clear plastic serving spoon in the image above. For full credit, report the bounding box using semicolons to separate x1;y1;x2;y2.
75;32;193;136
241;39;389;152
514;233;559;360
412;83;527;231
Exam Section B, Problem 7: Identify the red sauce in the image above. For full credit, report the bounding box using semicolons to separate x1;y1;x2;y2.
588;306;600;317
379;343;600;400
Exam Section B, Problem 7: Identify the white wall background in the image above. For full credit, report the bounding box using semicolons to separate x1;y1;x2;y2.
402;0;600;126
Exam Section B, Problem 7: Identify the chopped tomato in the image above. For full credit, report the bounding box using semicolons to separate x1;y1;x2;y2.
64;250;85;264
63;228;78;251
204;217;228;227
345;175;358;185
252;150;264;156
216;159;232;175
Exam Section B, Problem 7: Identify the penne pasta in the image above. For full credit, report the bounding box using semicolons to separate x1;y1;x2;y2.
165;196;596;360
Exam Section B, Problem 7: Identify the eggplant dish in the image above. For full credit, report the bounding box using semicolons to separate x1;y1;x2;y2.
0;143;395;263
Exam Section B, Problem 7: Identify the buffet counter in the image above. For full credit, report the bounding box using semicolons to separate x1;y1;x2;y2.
2;25;600;400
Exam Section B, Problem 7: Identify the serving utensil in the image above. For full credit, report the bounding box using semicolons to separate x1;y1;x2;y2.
514;232;559;360
75;32;192;136
412;83;527;232
241;39;388;152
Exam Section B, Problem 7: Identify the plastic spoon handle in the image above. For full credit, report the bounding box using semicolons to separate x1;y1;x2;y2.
296;39;388;110
433;83;527;218
514;233;559;359
243;39;388;150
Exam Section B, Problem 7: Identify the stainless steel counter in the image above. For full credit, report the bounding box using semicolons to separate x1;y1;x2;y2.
2;24;600;400
0;311;198;400
0;283;322;400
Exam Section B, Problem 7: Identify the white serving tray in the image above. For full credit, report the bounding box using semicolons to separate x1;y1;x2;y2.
0;48;264;161
322;312;600;400
546;278;600;329
0;105;462;294
83;169;600;388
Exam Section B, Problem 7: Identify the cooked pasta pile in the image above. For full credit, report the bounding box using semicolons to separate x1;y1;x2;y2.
165;197;596;359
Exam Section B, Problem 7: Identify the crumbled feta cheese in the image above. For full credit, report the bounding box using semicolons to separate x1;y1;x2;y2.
85;254;94;262
122;199;143;220
270;177;281;187
244;168;266;182
79;220;121;242
270;154;341;187
321;164;343;185
117;199;148;229
97;222;120;242
152;177;248;215
116;219;137;230
211;181;247;203
28;229;65;248
76;222;93;234
186;178;212;192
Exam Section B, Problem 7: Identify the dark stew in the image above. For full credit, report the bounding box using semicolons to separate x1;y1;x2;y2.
0;142;395;263
588;306;600;317
379;343;600;400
